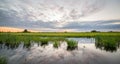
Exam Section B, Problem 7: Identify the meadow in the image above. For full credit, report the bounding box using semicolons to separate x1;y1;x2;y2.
1;32;120;37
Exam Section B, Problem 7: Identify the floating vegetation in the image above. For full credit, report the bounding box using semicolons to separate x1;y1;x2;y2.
66;40;78;50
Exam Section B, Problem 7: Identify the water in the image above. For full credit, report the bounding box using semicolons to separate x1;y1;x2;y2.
0;38;120;64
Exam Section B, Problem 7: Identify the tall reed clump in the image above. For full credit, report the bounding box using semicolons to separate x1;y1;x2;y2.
0;33;67;48
0;34;19;49
95;36;120;52
53;41;60;48
66;40;78;50
40;38;49;46
0;56;7;64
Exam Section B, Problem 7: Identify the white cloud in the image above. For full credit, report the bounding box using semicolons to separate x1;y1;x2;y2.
0;0;105;22
1;0;120;32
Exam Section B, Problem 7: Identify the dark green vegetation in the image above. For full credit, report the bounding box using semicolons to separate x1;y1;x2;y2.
1;32;120;37
0;32;120;51
95;36;120;52
23;29;29;33
0;56;7;64
53;41;60;48
66;40;78;50
0;33;66;48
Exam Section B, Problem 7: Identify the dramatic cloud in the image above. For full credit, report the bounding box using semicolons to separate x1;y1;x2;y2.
0;18;120;32
61;20;120;31
0;0;120;32
0;0;105;22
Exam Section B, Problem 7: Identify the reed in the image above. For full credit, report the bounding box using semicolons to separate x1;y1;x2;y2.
0;56;7;64
95;36;120;52
66;40;78;50
53;41;60;48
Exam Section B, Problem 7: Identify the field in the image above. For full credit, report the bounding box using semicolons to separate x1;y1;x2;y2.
1;32;120;37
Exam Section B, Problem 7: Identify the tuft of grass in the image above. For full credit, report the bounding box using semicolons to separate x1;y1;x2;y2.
0;56;7;64
40;39;48;46
66;40;78;50
95;36;120;52
53;41;60;48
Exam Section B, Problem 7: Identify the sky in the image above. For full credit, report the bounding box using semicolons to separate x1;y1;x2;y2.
0;0;120;32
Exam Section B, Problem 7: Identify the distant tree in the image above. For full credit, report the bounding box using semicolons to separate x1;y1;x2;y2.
91;30;97;32
23;29;29;33
109;31;113;32
64;31;67;33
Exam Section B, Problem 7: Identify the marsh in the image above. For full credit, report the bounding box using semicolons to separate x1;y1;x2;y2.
0;37;120;64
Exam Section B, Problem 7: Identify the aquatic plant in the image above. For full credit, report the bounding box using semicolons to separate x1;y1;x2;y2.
0;33;67;49
53;41;60;48
40;39;48;46
95;36;120;52
66;40;78;50
0;32;120;51
0;56;7;64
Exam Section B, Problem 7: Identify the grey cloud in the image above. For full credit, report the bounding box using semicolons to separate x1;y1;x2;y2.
61;20;120;30
0;0;105;22
0;0;119;32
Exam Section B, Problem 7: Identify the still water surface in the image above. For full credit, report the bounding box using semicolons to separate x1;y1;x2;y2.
0;38;120;64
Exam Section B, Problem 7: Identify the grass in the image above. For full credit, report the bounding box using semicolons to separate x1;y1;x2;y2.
0;33;67;48
0;56;7;64
66;40;78;50
0;32;120;64
0;32;120;51
1;32;120;37
53;41;60;48
95;36;120;52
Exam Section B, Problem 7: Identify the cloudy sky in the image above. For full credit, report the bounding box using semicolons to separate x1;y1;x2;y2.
0;0;120;32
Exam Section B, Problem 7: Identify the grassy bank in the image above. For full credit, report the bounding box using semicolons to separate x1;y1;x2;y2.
1;32;120;37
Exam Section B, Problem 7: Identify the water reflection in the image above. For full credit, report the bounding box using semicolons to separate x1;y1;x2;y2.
40;42;48;46
95;41;120;52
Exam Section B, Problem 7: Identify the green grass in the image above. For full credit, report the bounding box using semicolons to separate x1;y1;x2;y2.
0;33;67;48
1;32;120;37
53;41;60;48
95;36;120;52
0;32;120;51
0;56;7;64
66;40;78;50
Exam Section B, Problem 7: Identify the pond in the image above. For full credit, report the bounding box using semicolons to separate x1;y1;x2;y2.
0;37;120;64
